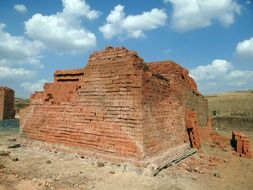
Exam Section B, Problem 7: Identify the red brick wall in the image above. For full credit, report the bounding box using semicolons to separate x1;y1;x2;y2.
148;61;208;128
43;82;79;104
185;89;208;128
0;87;15;120
21;47;146;161
54;69;84;82
141;72;188;157
21;104;141;159
148;61;197;92
74;47;145;159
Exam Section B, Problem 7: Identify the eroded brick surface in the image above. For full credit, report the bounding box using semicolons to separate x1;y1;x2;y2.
20;47;209;165
0;86;15;120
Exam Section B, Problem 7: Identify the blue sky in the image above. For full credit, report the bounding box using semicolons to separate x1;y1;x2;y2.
0;0;253;98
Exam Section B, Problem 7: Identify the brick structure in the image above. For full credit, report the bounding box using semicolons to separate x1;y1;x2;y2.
232;131;252;158
148;61;209;149
0;86;15;120
148;61;208;129
20;47;209;170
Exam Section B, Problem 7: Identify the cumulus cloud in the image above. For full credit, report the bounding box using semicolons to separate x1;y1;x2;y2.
236;37;253;58
165;0;241;32
0;66;34;79
21;79;48;93
190;59;253;93
225;70;253;86
25;0;99;53
0;23;43;97
0;23;44;66
99;5;167;39
190;60;233;81
62;0;100;19
14;4;27;13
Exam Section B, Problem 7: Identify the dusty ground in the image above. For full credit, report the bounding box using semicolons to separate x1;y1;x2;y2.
0;125;253;190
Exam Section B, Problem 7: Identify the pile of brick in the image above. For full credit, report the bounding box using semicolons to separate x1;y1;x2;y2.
232;131;252;158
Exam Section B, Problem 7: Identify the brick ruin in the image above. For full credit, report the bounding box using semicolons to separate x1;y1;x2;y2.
0;86;15;120
20;47;209;171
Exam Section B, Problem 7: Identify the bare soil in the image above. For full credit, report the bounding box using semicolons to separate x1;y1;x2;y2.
0;128;253;190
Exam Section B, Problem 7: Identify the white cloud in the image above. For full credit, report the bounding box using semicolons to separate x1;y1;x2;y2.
99;5;167;39
62;0;100;19
190;59;253;94
236;37;253;58
0;23;44;66
21;79;47;93
25;0;99;53
0;66;34;79
14;4;27;13
165;0;241;32
190;59;233;81
225;70;253;86
0;23;44;97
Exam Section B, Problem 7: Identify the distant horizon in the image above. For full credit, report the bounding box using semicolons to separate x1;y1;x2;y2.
1;0;253;97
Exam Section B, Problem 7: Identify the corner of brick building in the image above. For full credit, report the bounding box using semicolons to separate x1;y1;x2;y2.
147;61;211;149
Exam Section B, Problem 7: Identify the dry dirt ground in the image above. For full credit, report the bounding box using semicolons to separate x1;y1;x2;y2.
0;127;253;190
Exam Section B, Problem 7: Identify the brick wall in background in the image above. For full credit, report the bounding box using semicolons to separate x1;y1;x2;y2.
0;87;15;120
